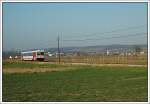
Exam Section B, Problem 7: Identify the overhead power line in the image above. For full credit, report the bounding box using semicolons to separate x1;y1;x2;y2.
63;32;147;42
66;24;147;38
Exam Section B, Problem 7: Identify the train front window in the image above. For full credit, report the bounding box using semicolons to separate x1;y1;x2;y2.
41;52;44;55
37;52;41;55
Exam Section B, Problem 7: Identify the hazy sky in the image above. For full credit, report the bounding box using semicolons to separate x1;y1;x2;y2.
3;3;147;51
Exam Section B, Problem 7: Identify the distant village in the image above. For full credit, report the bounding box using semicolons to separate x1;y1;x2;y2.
3;44;147;60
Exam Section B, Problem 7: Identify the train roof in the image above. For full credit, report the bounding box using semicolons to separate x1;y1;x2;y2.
21;50;44;53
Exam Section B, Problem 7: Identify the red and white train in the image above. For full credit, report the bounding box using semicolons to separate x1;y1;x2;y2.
21;50;45;61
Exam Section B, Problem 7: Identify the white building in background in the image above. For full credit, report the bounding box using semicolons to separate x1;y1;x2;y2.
9;56;12;59
15;56;18;59
120;53;124;56
48;52;53;57
140;51;145;55
106;50;110;55
127;53;131;56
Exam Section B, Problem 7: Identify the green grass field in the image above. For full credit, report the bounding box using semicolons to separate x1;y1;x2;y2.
2;61;148;102
3;61;69;69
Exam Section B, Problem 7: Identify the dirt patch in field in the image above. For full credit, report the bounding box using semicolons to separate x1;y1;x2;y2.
123;77;147;81
3;67;72;74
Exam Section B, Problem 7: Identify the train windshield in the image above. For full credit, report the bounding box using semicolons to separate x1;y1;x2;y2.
41;52;44;55
37;52;44;55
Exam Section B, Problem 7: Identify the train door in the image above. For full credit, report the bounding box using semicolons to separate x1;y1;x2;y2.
33;52;37;61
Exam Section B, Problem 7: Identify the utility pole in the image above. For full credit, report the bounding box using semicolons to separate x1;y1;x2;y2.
57;35;60;64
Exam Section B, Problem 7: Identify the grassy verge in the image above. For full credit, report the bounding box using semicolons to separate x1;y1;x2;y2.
2;61;69;69
2;66;148;102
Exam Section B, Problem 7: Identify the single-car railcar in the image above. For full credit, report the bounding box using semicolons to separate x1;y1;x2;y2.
21;50;45;61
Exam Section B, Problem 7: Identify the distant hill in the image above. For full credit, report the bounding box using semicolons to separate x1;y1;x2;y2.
45;44;147;53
